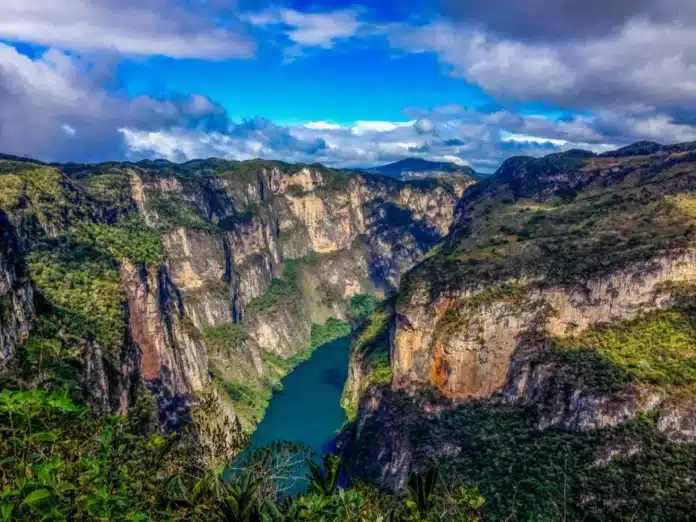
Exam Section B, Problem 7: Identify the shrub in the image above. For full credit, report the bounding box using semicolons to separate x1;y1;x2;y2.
311;318;350;348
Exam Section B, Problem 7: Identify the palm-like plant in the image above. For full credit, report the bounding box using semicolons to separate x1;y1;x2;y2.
403;467;440;521
218;473;264;522
306;454;342;496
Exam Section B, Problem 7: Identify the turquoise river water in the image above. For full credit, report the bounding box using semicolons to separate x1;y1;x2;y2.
246;336;351;491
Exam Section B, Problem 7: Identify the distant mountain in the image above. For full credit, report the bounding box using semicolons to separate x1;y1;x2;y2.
349;158;485;181
601;140;696;157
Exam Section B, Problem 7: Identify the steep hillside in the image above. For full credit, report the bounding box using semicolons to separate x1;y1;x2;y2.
342;144;696;519
0;155;460;431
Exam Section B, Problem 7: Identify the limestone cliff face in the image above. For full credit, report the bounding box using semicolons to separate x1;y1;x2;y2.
130;162;457;357
161;228;232;330
0;210;34;367
393;252;696;433
343;145;696;498
1;156;458;434
119;261;237;431
393;252;696;397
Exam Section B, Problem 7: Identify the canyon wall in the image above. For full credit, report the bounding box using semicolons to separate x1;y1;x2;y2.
341;145;696;518
0;157;464;432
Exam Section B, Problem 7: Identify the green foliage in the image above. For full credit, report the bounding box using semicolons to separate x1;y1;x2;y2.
218;204;258;231
28;234;124;350
147;194;214;231
217;378;272;428
307;455;342;496
203;324;279;428
262;348;316;375
347;392;696;521
0;158;44;175
217;473;267;522
353;305;390;355
0;389;184;521
247;278;298;313
0;294;16;327
311;318;351;349
71;216;165;265
367;357;393;386
0;166;96;227
261;350;295;373
206;324;251;351
321;169;351;191
403;468;439;521
26;214;164;353
80;173;134;216
0;384;491;521
246;256;319;314
343;303;392;421
348;294;377;327
552;300;696;393
3;316;85;397
407;160;696;300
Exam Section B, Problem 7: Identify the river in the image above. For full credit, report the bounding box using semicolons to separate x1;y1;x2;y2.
246;335;351;493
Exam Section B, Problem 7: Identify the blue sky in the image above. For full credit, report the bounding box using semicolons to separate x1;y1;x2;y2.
119;48;493;124
2;0;696;172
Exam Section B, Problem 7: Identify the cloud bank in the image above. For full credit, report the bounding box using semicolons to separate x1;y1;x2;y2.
0;0;254;59
2;1;696;172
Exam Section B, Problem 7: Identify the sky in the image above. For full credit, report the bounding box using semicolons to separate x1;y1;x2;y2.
2;1;696;172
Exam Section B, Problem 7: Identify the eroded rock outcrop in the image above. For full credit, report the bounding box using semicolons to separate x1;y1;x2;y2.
342;145;696;518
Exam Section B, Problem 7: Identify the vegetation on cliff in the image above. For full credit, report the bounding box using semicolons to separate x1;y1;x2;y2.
551;296;696;394
246;256;319;314
1;327;487;521
343;145;696;521
403;150;696;299
310;318;351;349
342;300;392;422
0;154;465;520
342;387;696;521
28;236;125;350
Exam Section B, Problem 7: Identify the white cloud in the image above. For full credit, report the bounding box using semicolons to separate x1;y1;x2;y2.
391;17;696;113
248;8;364;49
351;120;416;135
444;156;470;166
118;105;663;173
91;102;696;173
4;41;696;174
501;131;568;147
0;0;254;59
414;118;435;133
0;43;230;161
304;121;342;130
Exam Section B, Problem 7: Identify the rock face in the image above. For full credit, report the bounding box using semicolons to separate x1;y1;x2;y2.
129;162;458;363
342;144;696;518
393;251;696;403
0;210;34;367
0;156;460;433
120;262;212;429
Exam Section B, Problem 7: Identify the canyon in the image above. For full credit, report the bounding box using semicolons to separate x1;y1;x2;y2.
3;142;696;519
0;155;468;434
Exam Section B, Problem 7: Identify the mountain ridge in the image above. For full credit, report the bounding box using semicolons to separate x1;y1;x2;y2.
346;157;485;180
